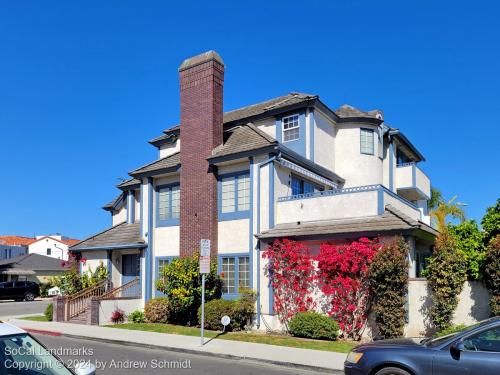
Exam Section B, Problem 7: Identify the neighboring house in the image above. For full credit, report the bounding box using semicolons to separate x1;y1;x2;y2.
0;253;66;283
0;235;80;261
71;51;439;330
0;245;27;260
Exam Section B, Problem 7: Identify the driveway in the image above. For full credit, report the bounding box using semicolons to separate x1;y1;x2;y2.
0;299;50;318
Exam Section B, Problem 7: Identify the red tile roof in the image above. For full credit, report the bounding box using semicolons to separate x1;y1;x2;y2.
0;235;80;247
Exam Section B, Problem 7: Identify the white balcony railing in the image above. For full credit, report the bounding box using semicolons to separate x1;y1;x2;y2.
276;184;422;225
395;163;431;201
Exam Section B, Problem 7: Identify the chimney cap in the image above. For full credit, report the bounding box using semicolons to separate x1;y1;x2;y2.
179;50;224;72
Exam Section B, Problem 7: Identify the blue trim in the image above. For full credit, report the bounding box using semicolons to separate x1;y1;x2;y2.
248;157;254;301
145;177;154;302
412;163;416;187
275;118;282;143
389;142;394;191
106;250;112;280
269;159;275;229
155;183;180;227
140;182;144;237
309;109;315;162
377;188;384;215
126;190;135;224
277;111;306;156
217;170;250;221
218;252;252;300
154;256;177;296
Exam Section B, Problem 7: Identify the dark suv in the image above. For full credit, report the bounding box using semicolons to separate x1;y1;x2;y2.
0;281;39;301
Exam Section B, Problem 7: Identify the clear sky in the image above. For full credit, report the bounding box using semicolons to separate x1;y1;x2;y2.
1;1;499;239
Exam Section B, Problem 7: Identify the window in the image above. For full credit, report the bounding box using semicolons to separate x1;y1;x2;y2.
220;255;251;297
156;184;180;226
291;175;322;196
155;256;177;296
219;172;250;220
282;114;300;142
463;327;500;352
360;128;375;155
46;248;51;256
397;150;412;165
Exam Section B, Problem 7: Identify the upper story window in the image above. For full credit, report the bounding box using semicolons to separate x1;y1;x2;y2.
291;175;323;195
156;184;180;226
46;248;51;256
282;114;300;142
360;128;375;155
397;150;412;165
219;172;250;220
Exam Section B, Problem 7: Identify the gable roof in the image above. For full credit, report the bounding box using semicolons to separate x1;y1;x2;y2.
0;253;66;271
0;236;33;246
129;152;180;178
257;204;437;240
117;178;141;190
70;222;145;251
335;104;383;121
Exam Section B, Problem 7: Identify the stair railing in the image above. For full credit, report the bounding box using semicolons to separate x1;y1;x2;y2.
65;279;111;320
98;277;140;300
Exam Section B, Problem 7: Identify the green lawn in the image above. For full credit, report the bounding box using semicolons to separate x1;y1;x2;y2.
19;315;49;322
106;322;356;353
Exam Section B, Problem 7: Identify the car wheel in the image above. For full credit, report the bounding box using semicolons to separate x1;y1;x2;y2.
374;367;411;375
24;292;35;301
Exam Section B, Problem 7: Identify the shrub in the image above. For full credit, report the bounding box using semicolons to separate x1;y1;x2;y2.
448;220;486;280
156;255;222;326
144;297;170;323
482;199;500;246
317;238;379;340
199;291;255;331
435;323;467;337
39;282;54;297
44;303;53;322
262;239;317;329
111;309;125;324
289;312;339;341
426;233;467;332
369;236;409;339
484;236;500;316
128;309;146;323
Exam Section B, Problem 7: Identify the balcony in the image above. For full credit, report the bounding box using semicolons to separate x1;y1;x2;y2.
395;163;430;201
276;184;422;225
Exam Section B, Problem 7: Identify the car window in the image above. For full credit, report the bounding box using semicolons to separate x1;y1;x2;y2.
463;327;500;352
2;282;13;288
14;281;26;287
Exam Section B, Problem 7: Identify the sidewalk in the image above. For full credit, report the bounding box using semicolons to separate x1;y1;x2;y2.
9;318;346;373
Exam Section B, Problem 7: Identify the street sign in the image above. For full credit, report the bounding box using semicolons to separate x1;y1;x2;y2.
200;239;211;257
199;256;210;274
221;315;230;327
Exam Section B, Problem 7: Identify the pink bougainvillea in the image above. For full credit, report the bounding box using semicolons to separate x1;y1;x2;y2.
262;239;317;329
317;238;379;339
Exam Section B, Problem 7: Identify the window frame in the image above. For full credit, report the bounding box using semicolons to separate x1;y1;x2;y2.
282;114;301;143
154;256;178;297
155;183;180;227
290;174;323;196
218;253;252;299
360;128;375;155
218;171;251;221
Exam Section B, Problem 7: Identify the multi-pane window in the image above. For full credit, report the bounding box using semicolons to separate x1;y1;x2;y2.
291;176;321;196
156;257;177;296
219;173;250;219
360;128;375;155
221;256;250;296
157;184;180;225
282;114;300;142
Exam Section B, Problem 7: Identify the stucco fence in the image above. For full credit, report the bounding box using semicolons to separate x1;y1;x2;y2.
363;280;490;339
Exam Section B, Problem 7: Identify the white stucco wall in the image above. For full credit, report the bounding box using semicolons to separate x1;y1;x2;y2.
334;124;383;188
254;117;276;139
28;238;69;260
313;110;335;171
154;226;180;257
159;139;180;159
112;204;126;226
218;219;249;254
383;191;422;221
98;298;142;325
82;251;107;275
276;190;379;224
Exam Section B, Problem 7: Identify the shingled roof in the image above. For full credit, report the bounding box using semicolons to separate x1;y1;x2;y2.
71;222;144;251
0;253;66;271
117;178;141;190
335;104;383;120
257;205;437;239
129;152;180;177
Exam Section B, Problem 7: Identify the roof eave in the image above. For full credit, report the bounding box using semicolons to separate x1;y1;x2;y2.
129;164;181;179
71;243;147;251
207;145;279;165
390;130;426;162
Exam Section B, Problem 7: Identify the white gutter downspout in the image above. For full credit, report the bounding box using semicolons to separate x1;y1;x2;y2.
255;151;280;329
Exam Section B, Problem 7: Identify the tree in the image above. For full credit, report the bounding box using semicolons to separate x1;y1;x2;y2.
262;239;317;330
430;194;466;233
317;238;379;340
426;232;467;332
448;220;486;280
484;236;500;316
428;187;443;211
482;198;500;245
369;237;409;339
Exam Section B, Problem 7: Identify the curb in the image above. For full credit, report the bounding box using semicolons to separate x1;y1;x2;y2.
24;327;344;374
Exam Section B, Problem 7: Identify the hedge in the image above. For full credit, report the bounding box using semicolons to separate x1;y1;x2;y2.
288;312;339;341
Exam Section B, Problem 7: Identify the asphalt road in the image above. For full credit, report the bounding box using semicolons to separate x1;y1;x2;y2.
0;299;50;318
35;334;330;375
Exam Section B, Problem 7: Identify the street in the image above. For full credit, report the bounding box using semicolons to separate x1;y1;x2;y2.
35;334;329;375
0;300;50;319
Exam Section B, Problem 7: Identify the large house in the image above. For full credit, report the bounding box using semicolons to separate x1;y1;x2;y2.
71;51;438;330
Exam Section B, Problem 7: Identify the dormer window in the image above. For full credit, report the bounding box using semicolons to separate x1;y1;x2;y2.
360;128;374;155
282;114;300;142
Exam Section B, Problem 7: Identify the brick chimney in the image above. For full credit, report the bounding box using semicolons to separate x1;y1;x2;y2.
179;51;224;257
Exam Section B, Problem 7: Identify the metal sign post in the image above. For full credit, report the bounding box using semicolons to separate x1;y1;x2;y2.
199;239;210;346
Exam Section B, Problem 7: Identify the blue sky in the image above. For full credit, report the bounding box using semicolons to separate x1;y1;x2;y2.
1;1;499;239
